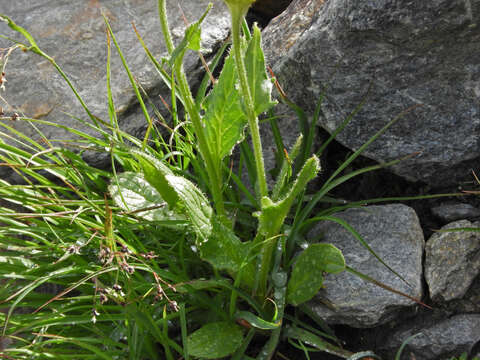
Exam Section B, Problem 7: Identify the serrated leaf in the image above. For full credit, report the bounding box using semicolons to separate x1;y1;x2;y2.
187;321;243;359
133;151;213;241
245;24;276;116
198;216;251;272
287;243;345;306
204;52;248;161
108;172;184;222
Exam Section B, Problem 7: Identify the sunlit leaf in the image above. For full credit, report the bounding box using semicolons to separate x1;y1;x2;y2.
204;52;248;161
244;24;276;116
108;172;184;222
133;151;212;241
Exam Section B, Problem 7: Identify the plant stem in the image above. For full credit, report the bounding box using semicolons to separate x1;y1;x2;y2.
157;0;174;55
157;0;225;218
176;70;226;217
229;9;268;199
257;270;287;360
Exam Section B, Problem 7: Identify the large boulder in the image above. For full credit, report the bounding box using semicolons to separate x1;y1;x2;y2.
425;220;480;302
306;204;424;328
0;0;230;178
262;0;480;187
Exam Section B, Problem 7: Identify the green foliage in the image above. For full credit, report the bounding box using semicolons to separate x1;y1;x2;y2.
245;24;277;117
187;321;244;359
108;171;185;222
134;151;213;242
203;52;248;161
287;243;345;306
0;1;435;359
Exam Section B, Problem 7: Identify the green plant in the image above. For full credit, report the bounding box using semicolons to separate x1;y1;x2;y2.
0;1;452;359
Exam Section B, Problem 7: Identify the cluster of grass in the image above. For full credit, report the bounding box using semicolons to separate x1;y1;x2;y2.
0;0;475;359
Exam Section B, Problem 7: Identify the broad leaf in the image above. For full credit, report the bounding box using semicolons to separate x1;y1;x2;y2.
133;151;213;241
199;216;250;272
204;52;248;160
108;172;184;222
287;243;345;306
244;24;276;116
187;321;243;359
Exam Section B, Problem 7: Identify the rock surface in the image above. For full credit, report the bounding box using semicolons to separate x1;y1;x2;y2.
442;274;480;314
380;314;480;360
0;0;229;178
262;0;480;187
425;220;480;302
306;204;424;328
431;203;480;223
251;0;292;20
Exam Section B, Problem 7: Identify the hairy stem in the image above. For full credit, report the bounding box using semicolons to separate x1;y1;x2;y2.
157;0;174;54
158;0;225;217
229;8;268;199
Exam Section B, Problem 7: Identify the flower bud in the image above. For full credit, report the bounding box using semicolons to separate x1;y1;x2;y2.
223;0;256;19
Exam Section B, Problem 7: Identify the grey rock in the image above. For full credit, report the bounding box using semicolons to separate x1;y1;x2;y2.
0;0;229;179
306;204;424;328
432;203;480;223
425;220;480;302
381;314;480;360
442;274;480;313
262;0;480;187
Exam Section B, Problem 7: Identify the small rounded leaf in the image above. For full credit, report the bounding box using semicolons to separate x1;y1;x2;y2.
187;321;243;359
287;243;345;306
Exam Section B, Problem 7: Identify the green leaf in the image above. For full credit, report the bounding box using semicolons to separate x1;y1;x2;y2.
187;321;244;359
244;24;276;116
0;14;41;54
234;311;281;330
108;172;184;222
133;151;213;241
272;133;303;201
198;216;251;272
257;156;320;237
287;243;345;306
284;326;355;358
168;5;211;67
0;255;36;268
136;155;179;208
204;52;248;161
